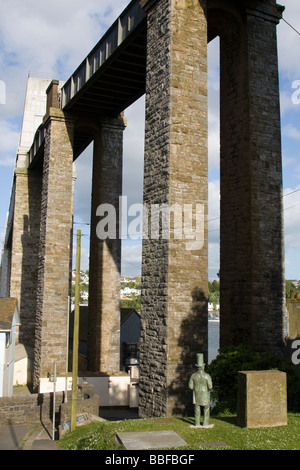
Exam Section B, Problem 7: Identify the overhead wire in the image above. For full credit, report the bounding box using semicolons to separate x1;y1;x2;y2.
282;17;300;36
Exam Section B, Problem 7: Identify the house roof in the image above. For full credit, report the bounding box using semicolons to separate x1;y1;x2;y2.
14;343;34;362
121;308;140;324
0;298;18;331
69;306;140;341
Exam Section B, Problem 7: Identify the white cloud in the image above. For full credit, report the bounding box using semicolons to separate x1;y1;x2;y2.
208;180;220;280
121;241;142;278
0;0;127;70
283;123;300;141
208;127;220;171
123;96;145;207
208;37;220;172
280;88;299;116
284;186;300;253
73;147;93;224
278;0;300;78
0;0;128;119
0;120;19;166
282;155;296;169
208;180;220;220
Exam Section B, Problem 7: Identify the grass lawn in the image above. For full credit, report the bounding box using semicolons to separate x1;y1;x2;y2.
58;413;300;450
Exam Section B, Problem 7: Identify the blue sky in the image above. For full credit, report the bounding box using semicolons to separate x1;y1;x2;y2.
0;0;300;281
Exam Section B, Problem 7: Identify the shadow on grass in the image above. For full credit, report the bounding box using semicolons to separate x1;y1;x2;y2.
177;415;238;427
177;417;194;425
212;415;237;426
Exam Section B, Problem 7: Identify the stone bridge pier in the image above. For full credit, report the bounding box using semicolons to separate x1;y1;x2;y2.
5;79;125;390
32;87;76;390
138;0;285;418
31;85;126;388
2;0;286;416
87;116;126;374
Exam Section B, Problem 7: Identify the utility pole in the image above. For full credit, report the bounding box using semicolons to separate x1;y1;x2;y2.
71;229;81;432
52;360;56;440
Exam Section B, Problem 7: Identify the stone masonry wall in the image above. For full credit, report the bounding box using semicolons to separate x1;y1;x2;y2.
218;1;285;354
33;109;75;390
88;117;125;374
10;169;42;349
0;392;64;426
139;0;208;418
0;390;98;428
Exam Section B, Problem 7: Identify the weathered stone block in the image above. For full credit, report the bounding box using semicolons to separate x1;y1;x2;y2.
287;299;300;339
237;370;287;428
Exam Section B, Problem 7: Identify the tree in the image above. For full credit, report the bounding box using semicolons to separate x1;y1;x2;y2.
208;280;219;303
285;280;300;299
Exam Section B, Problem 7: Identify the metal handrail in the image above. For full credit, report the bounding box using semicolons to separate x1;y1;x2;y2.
60;0;145;109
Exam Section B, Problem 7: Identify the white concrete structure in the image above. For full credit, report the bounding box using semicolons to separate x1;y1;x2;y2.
39;373;138;408
1;77;51;298
0;298;20;397
18;77;52;157
13;344;34;387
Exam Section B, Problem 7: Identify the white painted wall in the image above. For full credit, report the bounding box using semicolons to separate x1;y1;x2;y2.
0;334;5;397
78;375;131;407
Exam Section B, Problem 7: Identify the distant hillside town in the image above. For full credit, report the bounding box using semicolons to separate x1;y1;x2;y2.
71;271;142;311
71;272;299;319
71;272;221;316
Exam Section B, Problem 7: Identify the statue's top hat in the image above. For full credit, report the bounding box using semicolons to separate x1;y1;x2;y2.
195;353;205;368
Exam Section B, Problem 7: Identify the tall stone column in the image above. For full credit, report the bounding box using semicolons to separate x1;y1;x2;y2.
139;0;208;417
87;116;125;374
9;163;42;348
33;105;75;390
218;1;285;354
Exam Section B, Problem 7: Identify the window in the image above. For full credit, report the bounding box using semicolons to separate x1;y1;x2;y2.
123;343;139;364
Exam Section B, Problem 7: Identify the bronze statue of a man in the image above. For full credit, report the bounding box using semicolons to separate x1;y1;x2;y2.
189;353;213;428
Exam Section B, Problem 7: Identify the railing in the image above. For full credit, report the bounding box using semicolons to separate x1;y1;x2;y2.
61;0;145;109
27;124;45;166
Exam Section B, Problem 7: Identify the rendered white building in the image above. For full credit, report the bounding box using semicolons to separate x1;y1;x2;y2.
0;298;20;397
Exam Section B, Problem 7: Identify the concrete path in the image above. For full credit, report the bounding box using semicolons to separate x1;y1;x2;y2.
0;423;59;451
0;425;29;450
0;406;139;450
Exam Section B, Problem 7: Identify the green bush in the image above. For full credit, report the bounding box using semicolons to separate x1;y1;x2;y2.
206;345;300;414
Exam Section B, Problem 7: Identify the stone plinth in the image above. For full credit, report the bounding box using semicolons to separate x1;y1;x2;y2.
237;370;287;428
287;299;300;339
116;431;187;451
